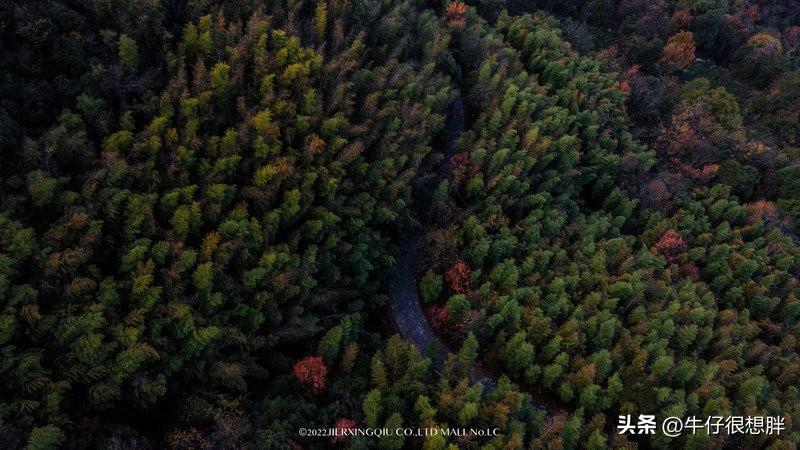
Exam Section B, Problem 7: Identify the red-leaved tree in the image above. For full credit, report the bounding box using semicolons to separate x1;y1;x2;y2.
654;229;687;261
445;261;471;293
681;263;701;280
293;356;328;394
331;418;357;444
427;305;449;332
451;152;469;170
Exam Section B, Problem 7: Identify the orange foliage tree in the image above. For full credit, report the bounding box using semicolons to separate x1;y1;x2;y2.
445;2;467;29
293;356;328;394
746;200;779;225
660;31;695;72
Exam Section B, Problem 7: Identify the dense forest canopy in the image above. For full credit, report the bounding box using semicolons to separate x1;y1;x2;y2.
1;0;799;448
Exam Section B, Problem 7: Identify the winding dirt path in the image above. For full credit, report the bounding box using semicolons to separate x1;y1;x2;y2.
388;94;463;376
388;94;557;416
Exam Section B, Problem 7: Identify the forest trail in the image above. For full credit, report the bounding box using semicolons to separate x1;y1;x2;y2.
388;95;554;415
387;95;463;378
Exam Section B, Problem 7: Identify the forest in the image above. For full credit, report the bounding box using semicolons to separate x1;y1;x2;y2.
0;0;798;448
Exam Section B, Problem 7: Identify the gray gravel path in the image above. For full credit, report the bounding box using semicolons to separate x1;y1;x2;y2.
387;94;496;390
386;94;565;420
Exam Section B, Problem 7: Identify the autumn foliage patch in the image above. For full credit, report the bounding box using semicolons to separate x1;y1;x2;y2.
293;356;328;394
660;31;696;72
331;418;357;444
445;2;467;29
445;261;471;294
654;229;688;261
